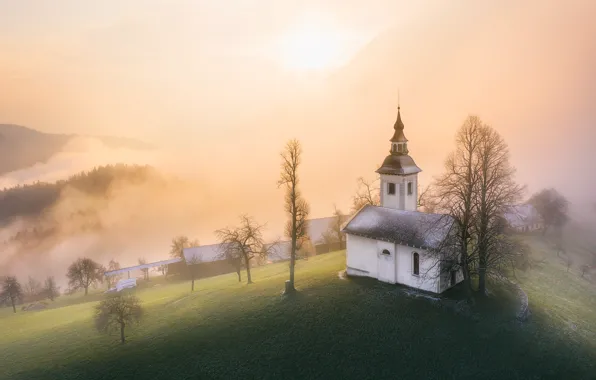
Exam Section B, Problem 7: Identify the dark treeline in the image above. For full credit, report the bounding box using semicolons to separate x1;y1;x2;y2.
0;164;162;228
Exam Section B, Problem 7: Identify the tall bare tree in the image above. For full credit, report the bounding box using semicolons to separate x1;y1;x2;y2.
278;139;310;293
528;188;569;236
474;125;524;295
95;294;143;344
431;116;484;296
351;176;380;212
1;276;23;313
66;258;104;295
216;215;269;285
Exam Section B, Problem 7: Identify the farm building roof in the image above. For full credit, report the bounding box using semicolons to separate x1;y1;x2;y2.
183;244;223;264
104;258;182;277
502;204;542;228
307;217;336;244
342;205;455;251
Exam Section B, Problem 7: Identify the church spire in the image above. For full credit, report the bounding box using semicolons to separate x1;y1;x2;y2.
390;103;408;147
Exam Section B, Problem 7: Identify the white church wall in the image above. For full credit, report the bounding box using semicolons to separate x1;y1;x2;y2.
345;234;379;278
395;245;440;293
380;174;418;212
380;174;400;209
404;174;418;212
376;240;397;283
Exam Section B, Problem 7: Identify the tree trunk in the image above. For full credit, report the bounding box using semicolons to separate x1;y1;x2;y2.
237;269;241;282
288;240;296;292
191;277;195;291
460;248;473;301
120;322;126;344
84;286;88;295
11;298;16;313
478;267;487;295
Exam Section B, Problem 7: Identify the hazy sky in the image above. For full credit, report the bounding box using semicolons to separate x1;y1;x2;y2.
1;0;595;218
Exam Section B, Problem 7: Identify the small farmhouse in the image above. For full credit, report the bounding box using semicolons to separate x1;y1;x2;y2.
502;204;543;233
342;106;463;294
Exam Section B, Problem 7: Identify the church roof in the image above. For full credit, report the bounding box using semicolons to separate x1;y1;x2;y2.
342;205;455;251
376;154;422;175
390;107;408;142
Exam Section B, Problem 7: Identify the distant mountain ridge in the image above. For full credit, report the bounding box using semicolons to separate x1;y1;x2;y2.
0;124;155;175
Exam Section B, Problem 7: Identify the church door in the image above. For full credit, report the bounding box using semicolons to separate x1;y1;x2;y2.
377;248;396;283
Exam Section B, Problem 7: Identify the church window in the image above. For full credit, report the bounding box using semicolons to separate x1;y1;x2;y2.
412;252;420;275
388;183;396;195
381;249;390;255
407;182;413;195
397;144;403;152
392;144;397;153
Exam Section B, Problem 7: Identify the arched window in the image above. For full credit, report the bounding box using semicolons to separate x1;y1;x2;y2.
381;249;390;256
412;252;420;275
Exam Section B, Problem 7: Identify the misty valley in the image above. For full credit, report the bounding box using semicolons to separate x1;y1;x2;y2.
2;2;596;379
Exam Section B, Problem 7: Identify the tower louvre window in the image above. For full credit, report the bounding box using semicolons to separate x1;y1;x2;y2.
388;182;396;195
407;182;413;195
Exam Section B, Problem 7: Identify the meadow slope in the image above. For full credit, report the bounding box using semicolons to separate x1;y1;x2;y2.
1;247;595;380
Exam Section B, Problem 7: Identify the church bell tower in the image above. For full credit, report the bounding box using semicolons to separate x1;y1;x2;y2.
375;105;422;211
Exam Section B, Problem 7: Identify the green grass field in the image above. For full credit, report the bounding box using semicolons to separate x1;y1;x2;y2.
1;244;595;380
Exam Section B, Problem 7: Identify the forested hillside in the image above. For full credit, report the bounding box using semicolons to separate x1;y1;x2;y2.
0;163;169;263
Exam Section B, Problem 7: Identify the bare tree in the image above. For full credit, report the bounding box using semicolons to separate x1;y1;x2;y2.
278;139;310;293
106;259;122;288
216;215;269;284
431;116;483;297
43;276;60;301
24;276;42;298
474;124;525;295
1;276;23;313
95;294;143;344
331;205;347;249
170;236;200;259
138;258;149;281
417;184;438;213
319;229;337;252
66;258;104;295
186;254;201;291
565;255;574;273
319;205;347;252
352;176;380;212
528;188;569;236
579;264;590;279
228;255;243;283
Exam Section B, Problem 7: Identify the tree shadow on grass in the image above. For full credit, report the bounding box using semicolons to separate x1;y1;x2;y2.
11;276;596;380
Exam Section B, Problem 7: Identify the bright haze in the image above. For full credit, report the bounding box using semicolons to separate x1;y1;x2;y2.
1;1;595;278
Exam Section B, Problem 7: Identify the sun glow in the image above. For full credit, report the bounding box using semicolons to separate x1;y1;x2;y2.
276;13;354;72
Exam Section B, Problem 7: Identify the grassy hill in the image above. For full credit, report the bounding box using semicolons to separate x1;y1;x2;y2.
1;244;595;380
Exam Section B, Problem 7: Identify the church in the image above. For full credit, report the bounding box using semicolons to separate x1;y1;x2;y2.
342;106;463;294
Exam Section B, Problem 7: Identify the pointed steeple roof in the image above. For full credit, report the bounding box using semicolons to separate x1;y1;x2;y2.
390;106;408;142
